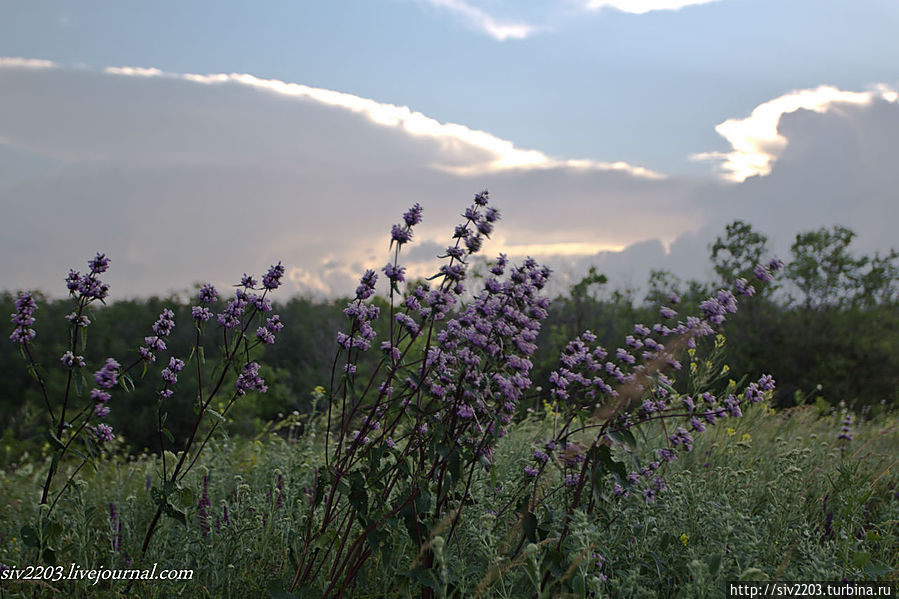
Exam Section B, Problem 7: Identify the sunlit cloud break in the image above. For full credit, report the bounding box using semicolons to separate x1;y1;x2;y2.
692;84;899;182
97;62;660;178
582;0;723;14
419;0;535;40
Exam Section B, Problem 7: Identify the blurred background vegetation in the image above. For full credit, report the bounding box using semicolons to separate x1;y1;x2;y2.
2;221;897;465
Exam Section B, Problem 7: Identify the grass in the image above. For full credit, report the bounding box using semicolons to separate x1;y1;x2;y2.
1;403;896;598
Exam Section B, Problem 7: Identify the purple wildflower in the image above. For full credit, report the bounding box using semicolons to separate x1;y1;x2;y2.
199;283;218;304
383;263;406;283
235;362;266;395
94;358;120;389
93;423;115;443
355;270;378;300
660;306;677;319
9;291;38;344
60;351;86;368
65;312;91;328
403;203;423;226
757;374;775;391
744;383;764;403
753;263;772;282
262;261;285;290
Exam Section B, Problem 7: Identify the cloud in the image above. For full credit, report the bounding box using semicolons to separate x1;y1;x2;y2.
0;59;680;297
581;0;724;14
0;57;58;69
693;85;898;182
1;59;897;301
75;62;658;179
418;0;536;40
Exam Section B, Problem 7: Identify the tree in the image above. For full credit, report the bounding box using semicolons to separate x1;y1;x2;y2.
786;225;863;309
710;221;770;287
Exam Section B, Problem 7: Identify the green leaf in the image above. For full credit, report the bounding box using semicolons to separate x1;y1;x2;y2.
20;524;39;548
852;551;871;569
207;409;226;424
44;520;63;542
348;471;368;519
522;511;537;543
572;573;586;597
408;565;439;590
41;548;57;566
44;429;65;451
172;487;196;510
608;428;637;450
266;579;299;599
591;445;628;486
707;553;722;576
863;561;892;578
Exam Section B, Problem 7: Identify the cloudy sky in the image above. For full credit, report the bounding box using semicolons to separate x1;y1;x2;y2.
2;0;898;299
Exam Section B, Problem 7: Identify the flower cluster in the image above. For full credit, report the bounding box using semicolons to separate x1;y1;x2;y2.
65;252;111;301
257;315;283;345
91;358;120;419
235;362;267;395
159;357;185;398
192;283;218;322
534;261;782;501
60;350;85;369
93;422;115;443
262;261;286;290
9;291;38;344
139;308;176;363
837;413;853;447
420;257;551;455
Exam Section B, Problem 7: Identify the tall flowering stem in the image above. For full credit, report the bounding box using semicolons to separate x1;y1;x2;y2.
289;191;552;599
509;259;784;593
139;262;285;556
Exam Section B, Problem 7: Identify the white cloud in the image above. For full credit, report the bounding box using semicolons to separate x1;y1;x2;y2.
0;57;57;69
104;66;164;77
419;0;535;40
693;85;899;182
582;0;723;14
92;62;660;178
3;58;897;300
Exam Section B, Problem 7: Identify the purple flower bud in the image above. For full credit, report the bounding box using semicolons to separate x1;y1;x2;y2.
262;261;285;290
403;203;423;227
60;351;86;368
391;224;413;245
88;252;110;274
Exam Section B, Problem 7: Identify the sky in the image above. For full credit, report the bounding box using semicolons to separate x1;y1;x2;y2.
1;0;898;299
